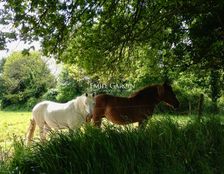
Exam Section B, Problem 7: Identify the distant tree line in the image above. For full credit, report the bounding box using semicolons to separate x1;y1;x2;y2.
0;51;223;114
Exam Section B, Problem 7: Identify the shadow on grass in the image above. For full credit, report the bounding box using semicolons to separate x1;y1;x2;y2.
1;116;224;174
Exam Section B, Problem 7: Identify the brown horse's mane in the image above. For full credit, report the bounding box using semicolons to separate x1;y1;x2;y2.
129;84;159;98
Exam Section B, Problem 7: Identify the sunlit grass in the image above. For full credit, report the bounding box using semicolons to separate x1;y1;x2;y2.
0;111;31;167
0;112;31;140
0;111;222;149
1;111;224;173
2;116;224;174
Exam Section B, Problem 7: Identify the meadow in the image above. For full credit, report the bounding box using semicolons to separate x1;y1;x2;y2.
0;111;224;173
0;111;31;148
0;111;191;149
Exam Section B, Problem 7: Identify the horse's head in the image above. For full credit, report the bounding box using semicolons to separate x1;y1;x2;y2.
158;82;179;109
83;93;96;117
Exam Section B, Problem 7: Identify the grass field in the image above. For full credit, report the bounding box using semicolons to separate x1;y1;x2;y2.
0;111;192;154
0;111;219;146
0;111;192;147
0;111;211;147
1;114;223;174
1;111;224;173
0;111;31;148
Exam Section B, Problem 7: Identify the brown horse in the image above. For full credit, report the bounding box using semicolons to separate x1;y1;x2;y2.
92;82;179;127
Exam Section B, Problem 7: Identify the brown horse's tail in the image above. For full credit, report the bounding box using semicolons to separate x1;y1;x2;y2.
25;118;36;146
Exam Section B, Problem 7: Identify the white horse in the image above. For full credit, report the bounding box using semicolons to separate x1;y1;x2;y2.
25;93;95;145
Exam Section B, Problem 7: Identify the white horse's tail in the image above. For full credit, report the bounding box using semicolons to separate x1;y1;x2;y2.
25;118;36;145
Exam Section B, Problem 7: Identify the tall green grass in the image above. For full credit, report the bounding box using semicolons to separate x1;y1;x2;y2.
1;117;224;174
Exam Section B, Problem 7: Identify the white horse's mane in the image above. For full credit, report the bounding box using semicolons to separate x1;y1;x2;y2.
71;96;87;115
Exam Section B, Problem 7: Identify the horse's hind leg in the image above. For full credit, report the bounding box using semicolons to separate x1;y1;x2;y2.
25;119;36;145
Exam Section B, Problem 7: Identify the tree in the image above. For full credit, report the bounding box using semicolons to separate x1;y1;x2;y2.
209;69;222;113
2;0;222;74
0;0;180;76
1;0;224;112
1;51;55;108
170;0;224;110
0;58;6;100
55;66;87;102
0;58;6;74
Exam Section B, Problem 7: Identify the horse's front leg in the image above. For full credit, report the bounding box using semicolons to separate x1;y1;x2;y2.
138;116;149;128
139;113;152;128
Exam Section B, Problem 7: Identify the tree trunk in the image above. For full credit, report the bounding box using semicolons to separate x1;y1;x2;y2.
198;94;204;120
188;100;192;115
210;69;221;114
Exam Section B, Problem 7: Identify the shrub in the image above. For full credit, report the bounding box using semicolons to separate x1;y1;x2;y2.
42;88;58;101
0;52;56;109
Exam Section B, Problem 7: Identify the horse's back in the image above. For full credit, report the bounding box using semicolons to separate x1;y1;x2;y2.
93;94;129;119
33;100;48;109
94;94;119;110
43;100;82;129
95;94;128;104
46;101;73;113
32;100;65;118
32;101;50;125
93;94;153;125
